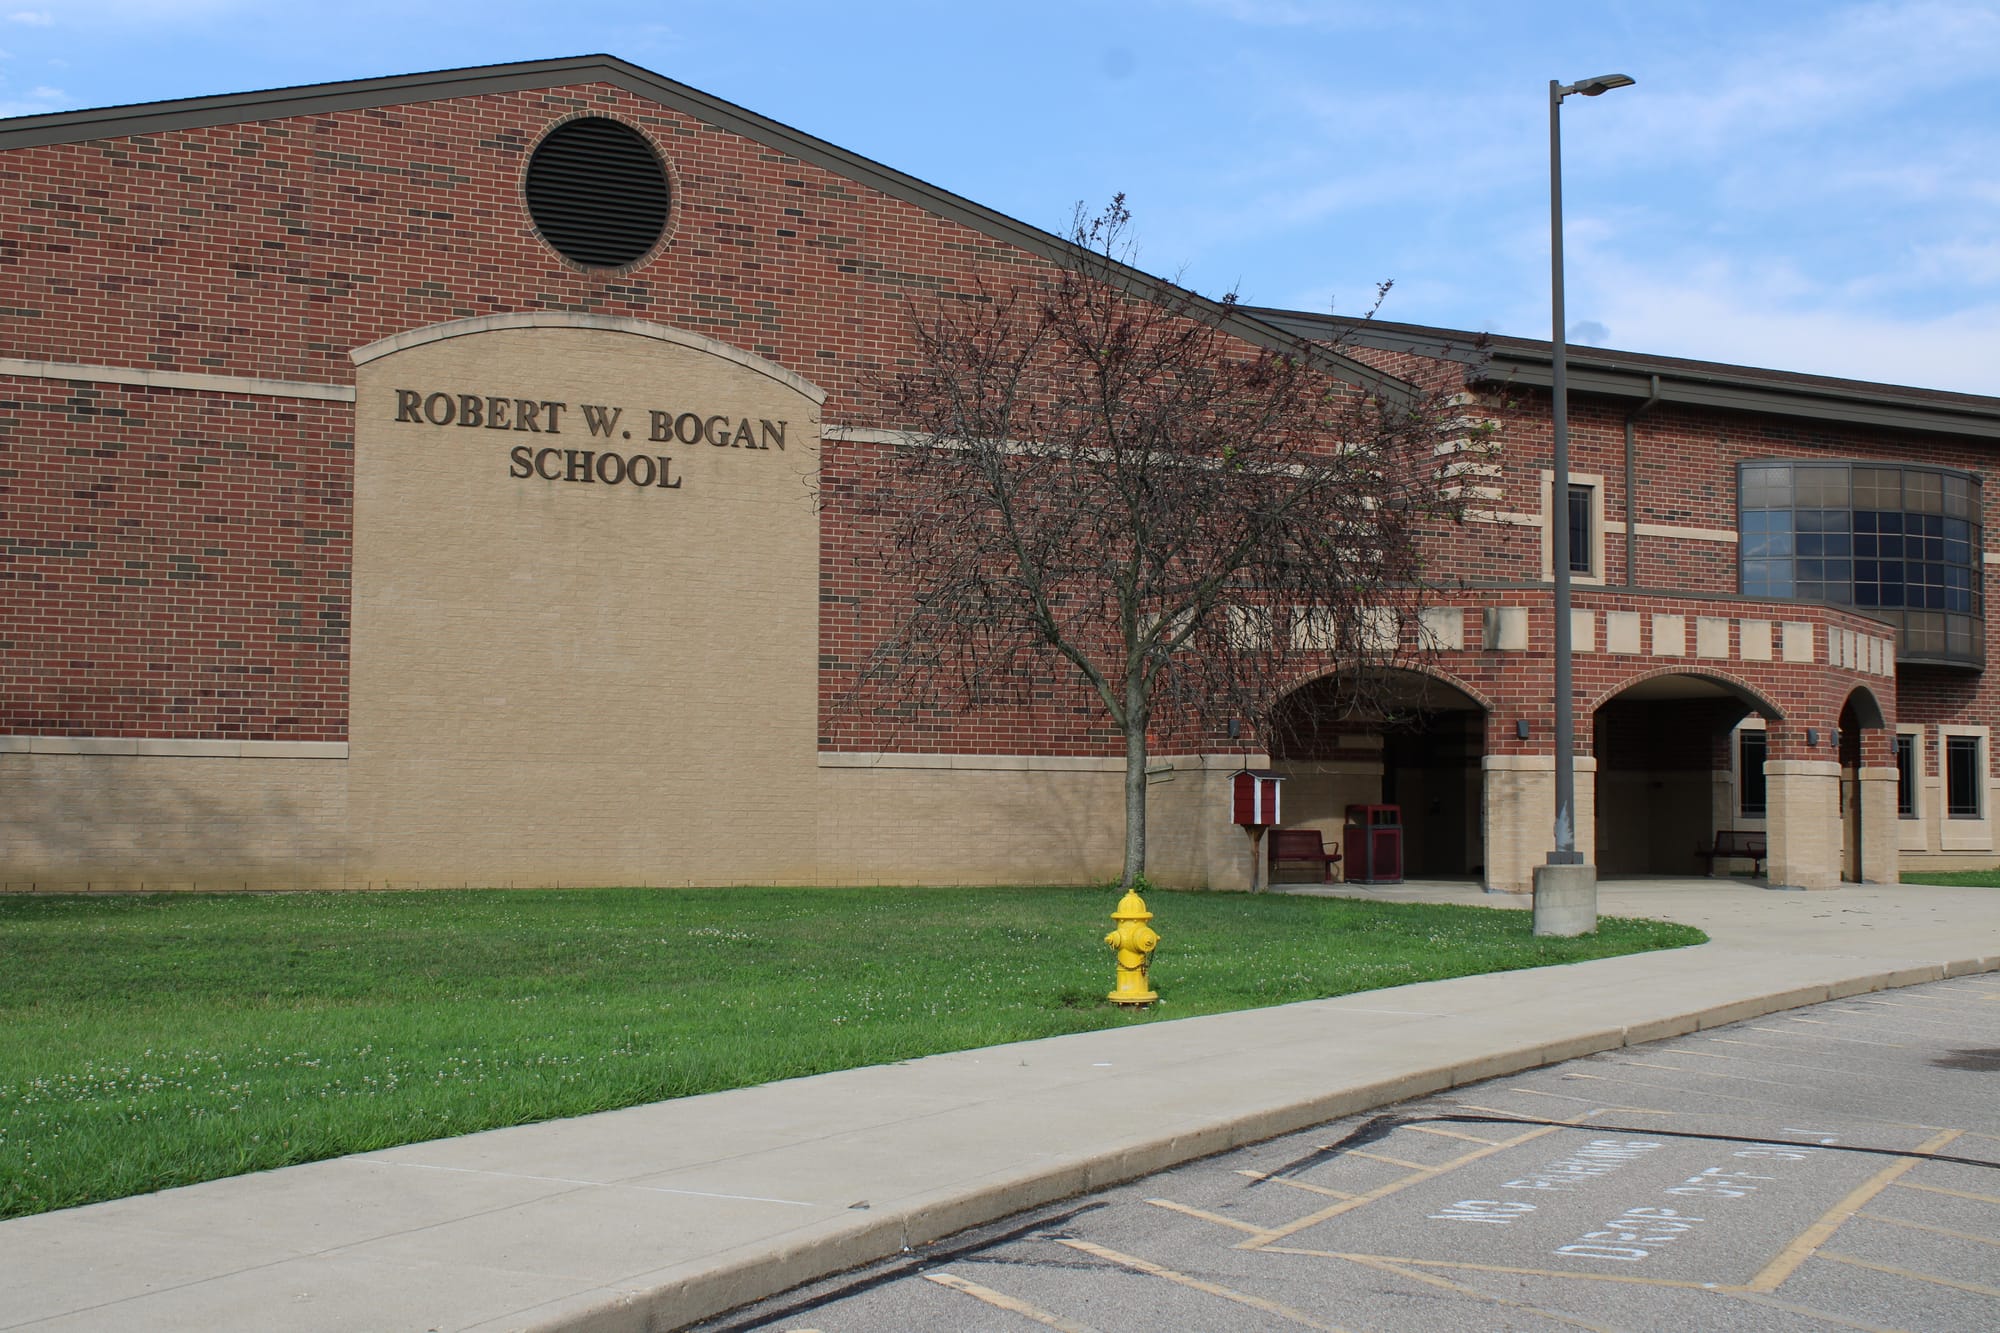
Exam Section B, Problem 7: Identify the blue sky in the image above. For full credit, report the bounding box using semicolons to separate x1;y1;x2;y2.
4;1;1998;394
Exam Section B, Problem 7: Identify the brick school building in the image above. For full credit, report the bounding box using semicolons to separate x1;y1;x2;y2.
4;55;1998;893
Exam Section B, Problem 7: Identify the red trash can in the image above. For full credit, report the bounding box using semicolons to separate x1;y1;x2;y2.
1342;804;1404;884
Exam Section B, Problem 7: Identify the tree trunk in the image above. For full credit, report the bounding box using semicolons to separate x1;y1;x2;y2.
1122;678;1149;888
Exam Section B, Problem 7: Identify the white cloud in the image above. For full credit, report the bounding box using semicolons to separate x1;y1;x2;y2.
1616;1;2000;155
6;10;51;24
1577;253;2000;395
0;85;63;113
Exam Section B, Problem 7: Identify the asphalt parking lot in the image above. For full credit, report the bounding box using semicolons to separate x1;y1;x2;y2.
695;973;2000;1332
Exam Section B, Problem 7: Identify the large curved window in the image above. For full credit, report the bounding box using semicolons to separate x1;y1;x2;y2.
1739;461;1983;667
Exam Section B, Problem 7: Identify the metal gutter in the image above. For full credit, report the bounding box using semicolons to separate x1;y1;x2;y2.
1250;308;2000;442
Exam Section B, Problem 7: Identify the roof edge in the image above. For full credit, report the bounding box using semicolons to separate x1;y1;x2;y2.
1252;308;2000;442
0;56;1421;408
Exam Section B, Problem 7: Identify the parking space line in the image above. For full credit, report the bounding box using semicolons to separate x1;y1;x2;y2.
1815;1251;2000;1298
1547;1070;1812;1111
1404;1125;1509;1146
924;1273;1104;1333
1270;1250;1713;1291
1144;1197;1271;1236
1846;993;1988;1010
1334;1252;1625;1331
1853;1210;2000;1248
1343;1150;1431;1170
1744;1128;1963;1293
1057;1238;1349;1331
1720;1291;1906;1332
1892;1179;2000;1206
1744;1027;1911;1049
1474;1090;1676;1116
1234;1169;1358;1199
1244;1126;1564;1248
1610;1053;1921;1088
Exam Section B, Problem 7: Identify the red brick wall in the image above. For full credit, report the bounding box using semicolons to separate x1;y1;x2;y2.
1;81;1083;741
1;77;1993;764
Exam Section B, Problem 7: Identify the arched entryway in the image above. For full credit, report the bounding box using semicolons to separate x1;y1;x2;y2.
1269;668;1490;879
1592;670;1783;876
1839;685;1888;882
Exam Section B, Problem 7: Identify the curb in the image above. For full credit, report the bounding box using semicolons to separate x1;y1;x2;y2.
528;953;2000;1332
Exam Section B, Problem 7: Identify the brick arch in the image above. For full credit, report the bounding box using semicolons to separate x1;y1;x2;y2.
1275;660;1495;714
1587;665;1786;721
1840;683;1888;730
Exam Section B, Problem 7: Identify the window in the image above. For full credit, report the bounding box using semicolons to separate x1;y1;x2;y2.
1737;460;1983;667
1542;471;1603;582
1947;734;1982;818
1739;728;1768;817
1894;733;1917;819
1567;484;1593;575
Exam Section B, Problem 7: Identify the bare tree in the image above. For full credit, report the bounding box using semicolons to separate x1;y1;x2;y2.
863;199;1477;888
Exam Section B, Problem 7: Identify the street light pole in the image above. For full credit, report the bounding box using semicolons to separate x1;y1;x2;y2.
1534;72;1633;937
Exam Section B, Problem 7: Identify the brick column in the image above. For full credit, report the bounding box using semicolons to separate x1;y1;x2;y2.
1482;754;1596;893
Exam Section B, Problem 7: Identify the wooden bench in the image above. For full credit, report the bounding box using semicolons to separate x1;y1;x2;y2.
1269;828;1343;883
1696;830;1767;877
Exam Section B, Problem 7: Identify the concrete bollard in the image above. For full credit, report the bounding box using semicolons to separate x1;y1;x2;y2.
1532;862;1598;936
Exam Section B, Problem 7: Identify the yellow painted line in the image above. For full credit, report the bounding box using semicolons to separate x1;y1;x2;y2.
1719;1292;1906;1333
924;1273;1105;1333
1743;1128;1963;1293
1891;1179;2000;1206
1244;1125;1565;1248
1264;1249;1714;1290
1057;1238;1349;1332
1403;1125;1507;1146
1145;1197;1271;1236
1343;1149;1432;1170
1816;1251;2000;1298
1234;1169;1358;1199
1473;1091;1679;1117
1613;1059;1709;1071
1854;1210;2000;1248
1335;1253;1625;1332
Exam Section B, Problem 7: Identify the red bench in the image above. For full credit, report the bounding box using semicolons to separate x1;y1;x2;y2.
1269;828;1342;883
1696;830;1767;877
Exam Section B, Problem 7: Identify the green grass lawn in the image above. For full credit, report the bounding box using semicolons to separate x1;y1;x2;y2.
1901;869;2000;886
0;886;1705;1219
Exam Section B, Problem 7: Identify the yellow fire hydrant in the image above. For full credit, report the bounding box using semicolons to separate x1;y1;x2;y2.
1105;889;1160;1006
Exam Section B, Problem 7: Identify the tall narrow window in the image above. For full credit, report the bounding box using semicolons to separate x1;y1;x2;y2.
1567;484;1593;575
1946;735;1982;818
1740;729;1768;817
1894;734;1917;818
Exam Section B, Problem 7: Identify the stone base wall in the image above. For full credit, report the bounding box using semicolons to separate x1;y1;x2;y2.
0;751;349;892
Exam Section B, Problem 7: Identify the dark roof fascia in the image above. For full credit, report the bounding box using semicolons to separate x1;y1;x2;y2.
0;56;1418;409
1252;307;2000;443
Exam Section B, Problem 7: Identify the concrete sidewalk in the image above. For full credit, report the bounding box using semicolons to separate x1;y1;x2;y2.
5;879;1998;1332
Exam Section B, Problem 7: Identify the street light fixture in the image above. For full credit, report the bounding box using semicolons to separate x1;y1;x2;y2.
1535;71;1634;937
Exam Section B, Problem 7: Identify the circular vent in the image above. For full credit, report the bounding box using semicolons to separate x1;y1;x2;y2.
525;118;670;269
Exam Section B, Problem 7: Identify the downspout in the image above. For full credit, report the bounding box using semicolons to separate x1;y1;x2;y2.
1622;373;1663;585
